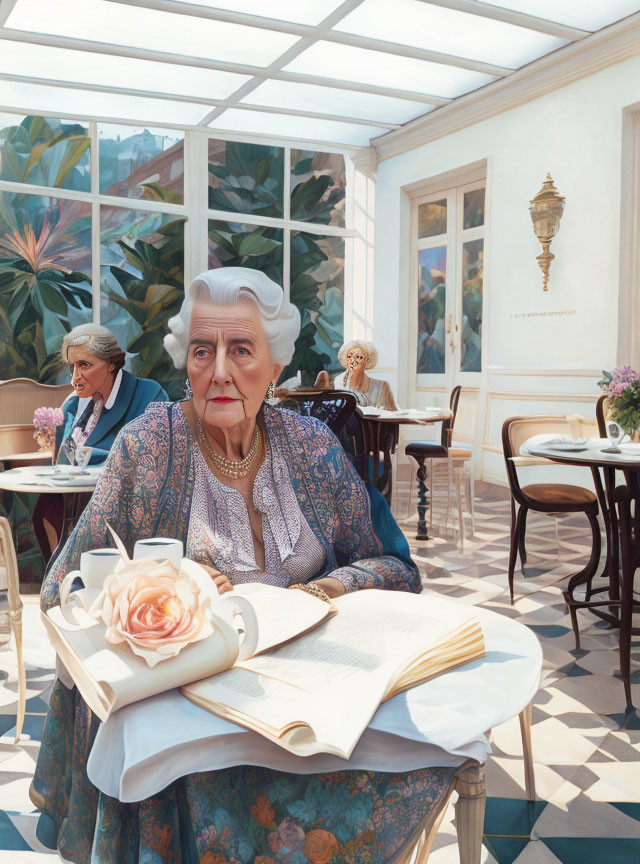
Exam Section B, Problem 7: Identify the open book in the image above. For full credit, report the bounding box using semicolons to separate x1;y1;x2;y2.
182;590;485;760
42;583;334;723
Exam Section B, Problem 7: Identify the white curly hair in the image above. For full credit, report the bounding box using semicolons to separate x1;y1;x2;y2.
337;339;378;371
164;267;301;369
61;323;125;371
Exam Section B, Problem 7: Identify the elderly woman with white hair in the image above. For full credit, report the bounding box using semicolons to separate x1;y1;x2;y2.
32;268;456;864
334;339;397;411
56;323;168;464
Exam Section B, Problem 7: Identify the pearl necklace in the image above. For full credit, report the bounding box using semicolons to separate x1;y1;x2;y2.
196;418;262;479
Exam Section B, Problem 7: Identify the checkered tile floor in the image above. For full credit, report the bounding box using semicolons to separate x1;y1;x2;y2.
0;481;638;862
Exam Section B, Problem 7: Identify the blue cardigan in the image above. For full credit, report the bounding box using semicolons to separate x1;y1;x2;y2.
55;370;168;464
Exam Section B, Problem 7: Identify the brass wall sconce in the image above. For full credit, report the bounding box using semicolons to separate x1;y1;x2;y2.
529;173;565;291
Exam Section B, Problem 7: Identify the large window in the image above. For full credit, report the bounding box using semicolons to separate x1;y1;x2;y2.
414;180;485;388
0;114;353;391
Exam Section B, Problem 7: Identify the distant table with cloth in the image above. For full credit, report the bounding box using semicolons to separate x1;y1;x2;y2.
86;605;541;804
0;466;102;563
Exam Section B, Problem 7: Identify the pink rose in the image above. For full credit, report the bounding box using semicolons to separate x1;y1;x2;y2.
90;559;207;660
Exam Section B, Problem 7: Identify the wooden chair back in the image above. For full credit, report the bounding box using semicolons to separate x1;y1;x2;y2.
440;385;462;447
277;390;358;436
596;394;608;437
0;378;72;425
502;415;597;505
0;424;37;457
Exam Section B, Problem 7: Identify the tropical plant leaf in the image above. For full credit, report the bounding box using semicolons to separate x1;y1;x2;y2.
54;136;91;187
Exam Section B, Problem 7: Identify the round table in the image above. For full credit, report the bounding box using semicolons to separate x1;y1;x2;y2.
0;466;102;562
529;442;640;707
86;604;541;803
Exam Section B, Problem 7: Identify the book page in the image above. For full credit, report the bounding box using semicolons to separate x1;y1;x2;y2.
183;591;484;758
233;583;333;655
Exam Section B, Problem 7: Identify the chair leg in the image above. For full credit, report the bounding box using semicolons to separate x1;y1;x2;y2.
519;702;536;801
518;507;528;566
9;607;25;744
455;465;465;552
508;505;525;604
455;762;486;864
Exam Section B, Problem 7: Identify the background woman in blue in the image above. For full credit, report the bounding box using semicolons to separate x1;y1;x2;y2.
56;323;168;465
34;324;168;558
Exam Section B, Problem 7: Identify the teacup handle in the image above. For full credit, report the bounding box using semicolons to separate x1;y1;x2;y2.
59;570;83;624
212;594;259;661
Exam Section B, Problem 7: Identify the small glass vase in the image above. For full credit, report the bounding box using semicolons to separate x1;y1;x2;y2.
34;426;56;453
628;428;640;444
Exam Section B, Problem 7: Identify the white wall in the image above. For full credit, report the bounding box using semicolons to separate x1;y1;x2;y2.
369;53;640;484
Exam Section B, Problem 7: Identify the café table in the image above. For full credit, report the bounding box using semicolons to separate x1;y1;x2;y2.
0;465;102;561
86;604;541;811
356;407;452;506
0;450;53;469
528;440;640;707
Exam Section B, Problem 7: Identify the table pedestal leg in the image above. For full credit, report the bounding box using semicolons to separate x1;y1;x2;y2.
415;457;430;541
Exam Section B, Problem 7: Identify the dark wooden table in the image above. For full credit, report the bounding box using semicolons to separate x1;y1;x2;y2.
529;443;640;709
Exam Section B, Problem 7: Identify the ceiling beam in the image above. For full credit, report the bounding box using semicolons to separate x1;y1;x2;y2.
199;0;368;125
415;0;590;41
0;0;17;27
0;27;449;105
0;72;398;129
107;0;512;76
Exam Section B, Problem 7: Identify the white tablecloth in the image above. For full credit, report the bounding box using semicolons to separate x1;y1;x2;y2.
87;605;541;802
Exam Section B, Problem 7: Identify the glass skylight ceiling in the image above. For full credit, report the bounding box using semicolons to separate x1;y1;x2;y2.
1;0;639;148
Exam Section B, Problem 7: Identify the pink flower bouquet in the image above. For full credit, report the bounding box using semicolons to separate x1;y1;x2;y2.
33;406;64;431
88;557;216;667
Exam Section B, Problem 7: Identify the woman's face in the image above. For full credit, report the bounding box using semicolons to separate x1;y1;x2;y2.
187;298;282;430
346;346;366;374
67;345;115;400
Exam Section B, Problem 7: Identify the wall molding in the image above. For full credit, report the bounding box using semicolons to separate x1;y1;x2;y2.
487;391;598;402
487;367;602;378
373;12;640;161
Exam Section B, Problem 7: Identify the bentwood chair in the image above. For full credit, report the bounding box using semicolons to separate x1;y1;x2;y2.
405;387;473;542
502;416;601;606
0;517;26;743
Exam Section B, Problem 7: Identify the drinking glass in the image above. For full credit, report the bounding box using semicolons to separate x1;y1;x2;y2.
73;445;92;473
603;418;624;453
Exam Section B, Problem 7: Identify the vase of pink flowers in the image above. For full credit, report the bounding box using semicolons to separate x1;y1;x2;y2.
597;366;640;441
33;406;64;453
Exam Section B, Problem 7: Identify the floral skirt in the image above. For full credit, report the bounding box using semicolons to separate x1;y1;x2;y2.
33;680;455;864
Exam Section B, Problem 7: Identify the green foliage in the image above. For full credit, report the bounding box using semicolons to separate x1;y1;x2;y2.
608;380;640;434
107;219;186;399
0;115;90;191
0;262;92;381
209;141;284;218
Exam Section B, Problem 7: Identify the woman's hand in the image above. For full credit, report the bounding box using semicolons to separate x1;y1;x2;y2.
200;563;234;594
312;576;346;598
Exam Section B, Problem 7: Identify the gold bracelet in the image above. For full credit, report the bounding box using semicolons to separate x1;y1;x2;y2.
288;583;332;604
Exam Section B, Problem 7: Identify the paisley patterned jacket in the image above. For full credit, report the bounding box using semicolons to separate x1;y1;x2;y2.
41;401;420;610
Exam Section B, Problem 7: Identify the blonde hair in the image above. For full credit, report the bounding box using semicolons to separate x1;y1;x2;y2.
337;339;378;371
61;324;125;371
164;267;300;368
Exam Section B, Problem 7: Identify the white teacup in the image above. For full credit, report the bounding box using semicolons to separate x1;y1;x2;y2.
133;538;184;569
59;547;122;622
